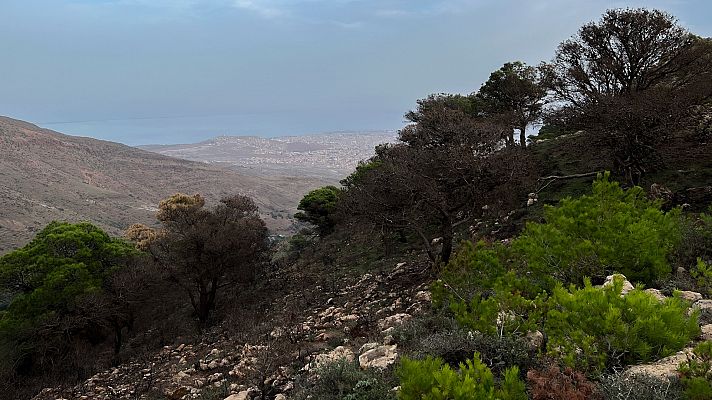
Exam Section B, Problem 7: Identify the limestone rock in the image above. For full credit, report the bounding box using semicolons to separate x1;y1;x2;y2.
678;290;703;303
644;288;666;302
701;324;712;341
693;299;712;325
224;389;253;400
378;313;412;331
313;346;355;367
525;331;544;351
359;344;398;370
603;274;634;295
625;348;694;380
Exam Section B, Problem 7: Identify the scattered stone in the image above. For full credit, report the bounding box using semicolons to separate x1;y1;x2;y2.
678;291;703;303
274;394;287;400
313;346;355;367
603;274;634;295
378;313;412;331
359;345;398;370
701;324;712;341
625;348;694;379
224;390;253;400
644;288;666;302
414;291;432;302
167;387;189;400
693;299;712;325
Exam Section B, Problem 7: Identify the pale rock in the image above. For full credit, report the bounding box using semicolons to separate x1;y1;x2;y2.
693;299;712;324
378;313;412;331
274;395;287;400
359;344;398;370
224;390;253;400
625;348;694;379
678;291;703;303
414;291;432;302
644;288;666;302
700;324;712;340
359;342;380;354
383;335;395;345
603;274;634;295
313;346;355;367
208;360;219;369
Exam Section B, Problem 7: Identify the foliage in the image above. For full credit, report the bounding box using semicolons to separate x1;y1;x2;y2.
691;258;712;298
545;277;700;373
544;8;712;184
294;186;341;236
476;61;546;148
126;193;270;323
526;365;600;400
294;358;395;400
678;341;712;400
412;329;535;376
0;222;137;376
598;371;683;400
397;353;527;400
513;172;682;286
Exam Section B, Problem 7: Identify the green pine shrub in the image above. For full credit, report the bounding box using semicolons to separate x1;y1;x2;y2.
545;277;700;373
678;341;712;400
397;353;527;400
512;172;682;286
691;258;712;298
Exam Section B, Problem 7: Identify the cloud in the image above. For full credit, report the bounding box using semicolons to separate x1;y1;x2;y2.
232;0;287;18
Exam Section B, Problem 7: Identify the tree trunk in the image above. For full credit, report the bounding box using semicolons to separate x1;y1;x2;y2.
440;217;454;264
519;125;527;148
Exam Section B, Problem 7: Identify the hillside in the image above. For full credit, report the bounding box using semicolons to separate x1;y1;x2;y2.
140;131;397;180
0;117;331;253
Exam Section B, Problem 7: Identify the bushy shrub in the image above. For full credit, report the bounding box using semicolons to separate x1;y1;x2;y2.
678;341;712;400
598;371;683;400
691;258;712;298
546;277;700;373
412;330;534;375
513;172;681;286
527;365;600;400
397;353;527;400
294;358;395;400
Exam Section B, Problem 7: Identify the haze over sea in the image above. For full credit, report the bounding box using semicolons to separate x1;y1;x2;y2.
38;111;402;146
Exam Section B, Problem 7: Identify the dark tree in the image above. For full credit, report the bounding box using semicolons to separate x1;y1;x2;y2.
341;96;532;264
476;61;546;148
544;8;712;184
294;186;341;236
126;193;269;324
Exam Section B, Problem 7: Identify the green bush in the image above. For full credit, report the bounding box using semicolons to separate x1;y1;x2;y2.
545;277;700;373
513;172;681;286
691;258;712;298
678;341;712;400
294;358;395;400
397;353;527;400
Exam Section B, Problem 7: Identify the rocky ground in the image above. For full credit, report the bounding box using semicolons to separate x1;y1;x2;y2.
33;260;432;400
32;267;712;400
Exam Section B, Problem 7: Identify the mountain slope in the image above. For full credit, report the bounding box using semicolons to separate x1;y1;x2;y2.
0;117;327;253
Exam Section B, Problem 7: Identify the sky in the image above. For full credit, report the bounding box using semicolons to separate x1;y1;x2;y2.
1;0;710;145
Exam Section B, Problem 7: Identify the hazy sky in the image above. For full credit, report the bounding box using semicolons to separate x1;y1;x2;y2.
1;0;710;145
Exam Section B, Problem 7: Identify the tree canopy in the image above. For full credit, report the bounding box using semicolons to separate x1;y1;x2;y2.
126;193;270;323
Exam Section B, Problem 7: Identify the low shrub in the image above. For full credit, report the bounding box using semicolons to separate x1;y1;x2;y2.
527;365;600;400
512;172;682;287
598;371;683;400
412;330;535;375
397;353;527;400
545;277;700;373
678;341;712;400
294;358;395;400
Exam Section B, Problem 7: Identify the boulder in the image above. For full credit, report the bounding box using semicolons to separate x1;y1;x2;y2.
378;313;412;331
313;346;355;367
678;291;703;303
603;274;634;295
224;389;253;400
701;324;712;341
644;288;666;302
693;299;712;325
359;344;398;370
625;348;694;380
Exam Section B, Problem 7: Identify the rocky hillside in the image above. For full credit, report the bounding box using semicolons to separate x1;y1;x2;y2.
0;117;331;253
